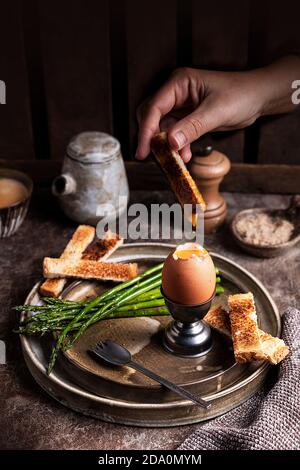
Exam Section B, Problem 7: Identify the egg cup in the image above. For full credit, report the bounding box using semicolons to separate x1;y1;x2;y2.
161;288;215;358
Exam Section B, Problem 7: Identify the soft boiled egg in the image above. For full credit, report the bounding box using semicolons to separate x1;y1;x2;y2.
162;242;216;305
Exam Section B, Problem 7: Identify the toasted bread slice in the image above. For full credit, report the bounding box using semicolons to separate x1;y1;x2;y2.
58;225;95;260
204;300;289;364
228;293;261;362
255;331;289;364
40;225;95;297
40;278;68;298
151;132;206;226
82;230;123;261
203;304;231;337
40;229;123;297
43;257;138;282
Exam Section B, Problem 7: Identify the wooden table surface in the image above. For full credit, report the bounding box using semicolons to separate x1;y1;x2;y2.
0;188;299;450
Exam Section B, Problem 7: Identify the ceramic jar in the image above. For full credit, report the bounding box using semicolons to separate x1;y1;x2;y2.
52;132;129;225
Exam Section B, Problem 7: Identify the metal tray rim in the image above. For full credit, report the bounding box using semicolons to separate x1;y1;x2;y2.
20;242;279;410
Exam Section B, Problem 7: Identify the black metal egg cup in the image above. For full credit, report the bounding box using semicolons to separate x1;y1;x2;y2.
161;288;215;358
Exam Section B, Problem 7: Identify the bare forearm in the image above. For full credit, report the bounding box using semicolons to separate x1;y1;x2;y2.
136;55;300;161
255;55;300;116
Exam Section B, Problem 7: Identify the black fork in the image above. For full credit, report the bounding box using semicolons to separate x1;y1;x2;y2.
89;339;211;409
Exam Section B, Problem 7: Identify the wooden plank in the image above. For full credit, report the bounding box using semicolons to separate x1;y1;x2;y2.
220;163;300;194
0;159;60;184
2;159;300;194
125;0;177;156
21;0;50;160
191;0;250;163
257;112;300;164
109;0;130;158
0;1;34;160
191;0;250;70
38;0;112;159
251;0;300;164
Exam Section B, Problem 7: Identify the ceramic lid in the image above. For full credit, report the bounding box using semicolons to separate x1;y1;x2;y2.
67;132;120;163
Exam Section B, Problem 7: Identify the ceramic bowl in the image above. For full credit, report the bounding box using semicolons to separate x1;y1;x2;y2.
0;168;33;238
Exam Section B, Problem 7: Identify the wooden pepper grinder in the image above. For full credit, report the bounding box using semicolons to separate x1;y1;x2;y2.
189;146;231;234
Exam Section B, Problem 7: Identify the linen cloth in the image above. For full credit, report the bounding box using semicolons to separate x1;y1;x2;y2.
179;307;300;450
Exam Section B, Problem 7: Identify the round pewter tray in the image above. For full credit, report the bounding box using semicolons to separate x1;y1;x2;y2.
20;243;280;427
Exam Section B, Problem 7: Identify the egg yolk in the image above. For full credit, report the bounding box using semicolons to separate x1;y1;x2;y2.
174;246;208;260
191;212;197;228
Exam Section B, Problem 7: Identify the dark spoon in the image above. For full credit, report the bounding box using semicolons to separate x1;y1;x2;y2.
89;339;211;409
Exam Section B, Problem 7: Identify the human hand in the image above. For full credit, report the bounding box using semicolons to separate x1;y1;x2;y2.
136;56;300;162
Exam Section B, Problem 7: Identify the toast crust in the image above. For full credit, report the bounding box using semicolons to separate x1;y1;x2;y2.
40;229;123;297
59;225;95;260
256;331;289;364
204;299;289;364
43;257;138;281
228;293;261;357
151;132;206;224
82;231;123;261
203;304;231;337
40;278;67;298
40;225;95;297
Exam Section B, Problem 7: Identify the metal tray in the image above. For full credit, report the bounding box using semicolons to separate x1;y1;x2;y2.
20;243;280;427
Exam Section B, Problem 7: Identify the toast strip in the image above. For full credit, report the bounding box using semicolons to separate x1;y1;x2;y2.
151;132;206;226
43;257;138;281
204;301;289;364
56;225;95;260
82;231;123;261
40;229;123;297
228;293;261;362
204;304;232;338
255;331;289;365
39;278;68;298
40;225;95;297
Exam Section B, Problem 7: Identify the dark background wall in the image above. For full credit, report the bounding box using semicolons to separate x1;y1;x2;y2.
0;0;299;167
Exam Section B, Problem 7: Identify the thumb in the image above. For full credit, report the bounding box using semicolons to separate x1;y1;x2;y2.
168;105;219;150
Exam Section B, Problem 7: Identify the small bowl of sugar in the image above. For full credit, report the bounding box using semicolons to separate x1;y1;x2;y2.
231;197;300;258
